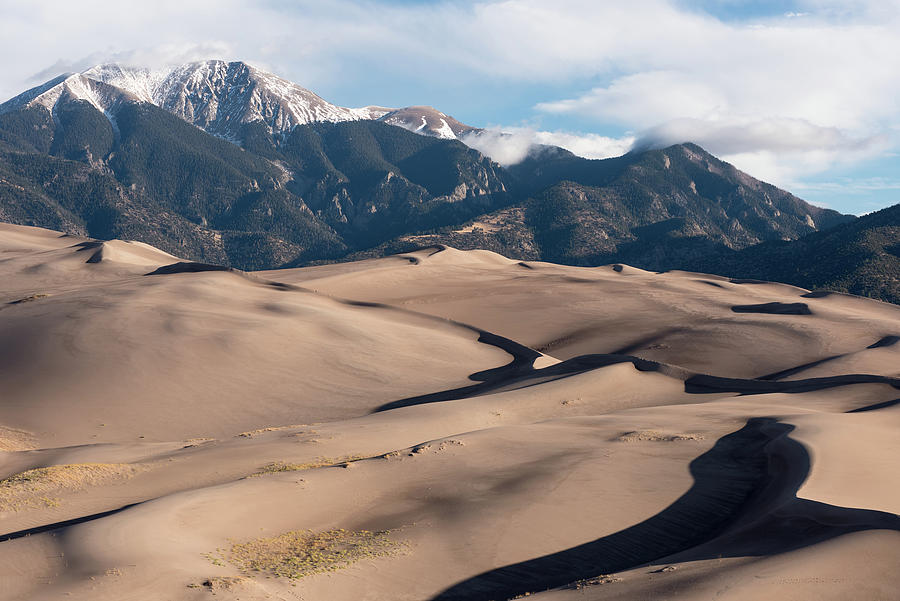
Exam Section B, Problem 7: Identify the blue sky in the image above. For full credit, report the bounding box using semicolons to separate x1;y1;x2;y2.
1;0;899;215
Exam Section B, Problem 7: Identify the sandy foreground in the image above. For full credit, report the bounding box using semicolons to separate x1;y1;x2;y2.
0;222;898;601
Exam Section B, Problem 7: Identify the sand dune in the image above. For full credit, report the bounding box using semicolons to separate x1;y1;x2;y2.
0;223;898;600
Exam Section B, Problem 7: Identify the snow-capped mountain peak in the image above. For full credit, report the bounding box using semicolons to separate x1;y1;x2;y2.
0;72;141;119
1;60;478;144
81;60;383;139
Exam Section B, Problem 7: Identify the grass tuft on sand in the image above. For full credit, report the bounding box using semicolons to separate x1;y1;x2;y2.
228;528;402;578
570;574;623;589
202;576;247;591
237;425;309;438
0;463;141;511
253;455;367;475
9;293;50;304
616;430;705;442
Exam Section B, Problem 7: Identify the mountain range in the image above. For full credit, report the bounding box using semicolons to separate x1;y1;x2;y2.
2;59;895;303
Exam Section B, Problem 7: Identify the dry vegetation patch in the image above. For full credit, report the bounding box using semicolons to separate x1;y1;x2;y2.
182;437;215;448
407;439;464;457
8;293;50;304
202;576;247;592
0;463;141;511
569;575;623;589
228;528;403;578
253;455;367;475
237;425;308;438
616;430;705;442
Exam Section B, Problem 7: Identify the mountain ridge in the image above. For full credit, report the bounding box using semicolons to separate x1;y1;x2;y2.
355;142;854;269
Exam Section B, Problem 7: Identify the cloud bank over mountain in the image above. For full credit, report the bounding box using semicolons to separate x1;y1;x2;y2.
461;128;635;165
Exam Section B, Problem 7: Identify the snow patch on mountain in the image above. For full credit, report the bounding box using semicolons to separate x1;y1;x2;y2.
434;118;456;140
377;106;479;140
1;73;139;118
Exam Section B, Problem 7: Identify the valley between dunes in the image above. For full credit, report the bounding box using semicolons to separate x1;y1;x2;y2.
0;221;898;601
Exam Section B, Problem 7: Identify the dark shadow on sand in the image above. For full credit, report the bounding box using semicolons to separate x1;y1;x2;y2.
686;373;900;394
374;353;686;413
731;302;811;315
0;502;141;543
868;335;900;349
145;261;239;275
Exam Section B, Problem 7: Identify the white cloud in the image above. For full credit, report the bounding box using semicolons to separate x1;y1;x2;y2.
460;128;635;165
537;72;729;125
460;129;536;166
531;131;636;160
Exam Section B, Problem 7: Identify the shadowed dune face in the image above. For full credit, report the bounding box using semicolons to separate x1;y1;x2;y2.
0;224;899;601
145;261;236;275
731;302;812;315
